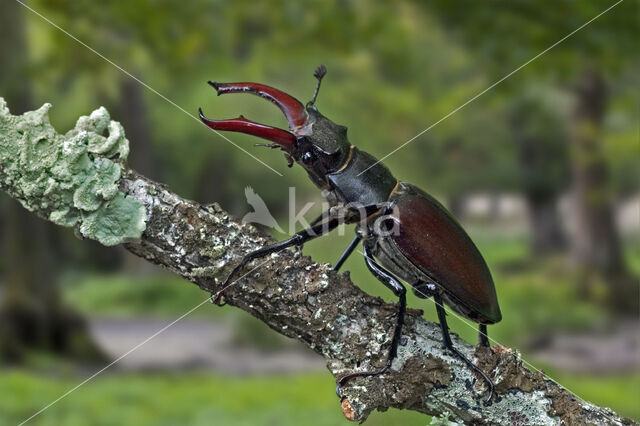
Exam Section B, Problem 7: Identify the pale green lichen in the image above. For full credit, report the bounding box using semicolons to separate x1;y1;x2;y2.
0;97;146;246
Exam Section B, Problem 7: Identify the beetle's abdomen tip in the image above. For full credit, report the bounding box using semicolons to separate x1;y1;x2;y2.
492;309;502;324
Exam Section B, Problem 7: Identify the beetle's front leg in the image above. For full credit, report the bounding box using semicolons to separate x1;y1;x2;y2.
212;212;343;305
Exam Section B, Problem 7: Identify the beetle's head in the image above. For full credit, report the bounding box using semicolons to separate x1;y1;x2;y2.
199;65;351;185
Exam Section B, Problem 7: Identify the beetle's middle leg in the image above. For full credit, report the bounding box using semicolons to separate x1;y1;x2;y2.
213;214;341;305
333;202;392;272
336;243;406;397
434;293;495;402
411;280;438;299
333;234;361;271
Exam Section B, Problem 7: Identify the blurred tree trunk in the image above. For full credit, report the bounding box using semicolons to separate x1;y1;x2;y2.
509;98;567;255
0;0;102;361
526;196;565;254
515;136;567;254
118;78;157;178
569;69;635;312
116;77;161;274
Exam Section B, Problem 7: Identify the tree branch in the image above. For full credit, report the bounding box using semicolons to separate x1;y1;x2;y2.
0;98;635;425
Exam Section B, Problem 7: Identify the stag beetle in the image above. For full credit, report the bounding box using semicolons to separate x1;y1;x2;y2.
198;66;501;401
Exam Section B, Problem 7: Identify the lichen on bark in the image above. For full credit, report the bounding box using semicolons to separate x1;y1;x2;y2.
0;98;145;245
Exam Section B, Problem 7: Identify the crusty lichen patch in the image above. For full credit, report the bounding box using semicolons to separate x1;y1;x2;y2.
0;98;145;246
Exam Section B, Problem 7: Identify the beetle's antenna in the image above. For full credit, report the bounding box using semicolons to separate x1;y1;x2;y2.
308;64;327;107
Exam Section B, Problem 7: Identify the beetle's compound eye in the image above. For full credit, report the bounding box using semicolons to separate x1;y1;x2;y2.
302;152;314;164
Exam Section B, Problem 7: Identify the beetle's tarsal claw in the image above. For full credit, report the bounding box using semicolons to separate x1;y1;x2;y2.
483;381;495;404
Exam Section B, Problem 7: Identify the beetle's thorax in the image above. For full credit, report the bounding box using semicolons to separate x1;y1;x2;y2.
326;147;397;206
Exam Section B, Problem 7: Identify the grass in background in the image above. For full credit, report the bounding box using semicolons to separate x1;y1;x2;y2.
0;371;427;426
1;369;638;424
63;274;223;318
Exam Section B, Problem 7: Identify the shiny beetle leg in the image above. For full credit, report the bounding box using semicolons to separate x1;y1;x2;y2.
213;213;341;305
434;293;495;402
412;280;438;299
336;244;406;398
333;234;362;272
215;202;386;305
478;324;490;347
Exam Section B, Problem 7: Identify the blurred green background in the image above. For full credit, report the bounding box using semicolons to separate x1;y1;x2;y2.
0;0;638;424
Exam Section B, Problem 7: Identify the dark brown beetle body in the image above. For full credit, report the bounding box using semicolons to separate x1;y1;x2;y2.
199;66;500;401
321;144;501;326
380;183;501;324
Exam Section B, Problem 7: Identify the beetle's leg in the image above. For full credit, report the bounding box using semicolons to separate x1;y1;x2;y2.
478;324;490;347
213;213;341;305
333;234;362;272
309;211;327;227
434;294;495;402
411;280;437;299
336;244;406;398
312;203;382;267
294;210;331;253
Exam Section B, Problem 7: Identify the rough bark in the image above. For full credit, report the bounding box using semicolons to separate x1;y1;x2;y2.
0;99;635;425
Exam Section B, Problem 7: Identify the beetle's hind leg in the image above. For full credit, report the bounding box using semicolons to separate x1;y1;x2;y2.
434;294;495;402
478;324;490;347
336;244;406;398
